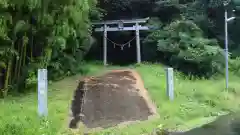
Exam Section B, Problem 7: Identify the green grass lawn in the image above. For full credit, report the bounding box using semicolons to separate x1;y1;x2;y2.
136;63;240;130
0;63;105;135
1;62;240;135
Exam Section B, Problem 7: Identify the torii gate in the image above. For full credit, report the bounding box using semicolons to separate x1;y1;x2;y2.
92;17;149;65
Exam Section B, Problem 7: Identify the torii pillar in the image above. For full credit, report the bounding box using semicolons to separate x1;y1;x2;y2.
103;24;107;65
135;23;141;64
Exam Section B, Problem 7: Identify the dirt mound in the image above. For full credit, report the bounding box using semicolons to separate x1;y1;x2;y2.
69;69;158;130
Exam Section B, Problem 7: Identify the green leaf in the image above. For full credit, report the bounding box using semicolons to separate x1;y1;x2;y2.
13;20;30;36
0;61;6;68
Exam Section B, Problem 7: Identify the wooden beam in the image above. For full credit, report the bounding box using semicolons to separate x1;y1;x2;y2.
92;17;149;25
95;26;149;32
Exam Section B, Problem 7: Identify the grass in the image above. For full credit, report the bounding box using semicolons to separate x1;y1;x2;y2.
1;62;240;135
136;63;240;130
0;63;105;135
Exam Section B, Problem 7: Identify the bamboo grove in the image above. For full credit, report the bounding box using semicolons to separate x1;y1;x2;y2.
0;0;99;97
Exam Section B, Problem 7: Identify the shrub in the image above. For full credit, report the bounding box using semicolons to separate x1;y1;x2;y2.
144;19;225;77
229;57;240;76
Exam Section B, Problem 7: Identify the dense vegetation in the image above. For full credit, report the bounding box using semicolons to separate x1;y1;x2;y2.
98;0;240;77
1;0;240;96
0;0;100;97
144;18;224;77
0;0;239;96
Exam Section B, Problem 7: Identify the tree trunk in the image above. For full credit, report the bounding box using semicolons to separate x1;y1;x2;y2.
3;59;12;97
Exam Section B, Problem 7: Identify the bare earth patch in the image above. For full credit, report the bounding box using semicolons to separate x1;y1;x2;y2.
68;69;158;131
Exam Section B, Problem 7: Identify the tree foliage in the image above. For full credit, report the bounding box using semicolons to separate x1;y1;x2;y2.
0;0;99;97
98;0;229;77
144;18;225;77
98;0;156;19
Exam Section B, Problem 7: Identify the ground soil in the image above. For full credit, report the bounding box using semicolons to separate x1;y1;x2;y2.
69;69;158;130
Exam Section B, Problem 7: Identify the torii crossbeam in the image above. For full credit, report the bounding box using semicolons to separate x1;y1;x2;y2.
92;17;149;65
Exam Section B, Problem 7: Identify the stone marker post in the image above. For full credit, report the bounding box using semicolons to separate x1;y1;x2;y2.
166;68;174;100
38;69;48;117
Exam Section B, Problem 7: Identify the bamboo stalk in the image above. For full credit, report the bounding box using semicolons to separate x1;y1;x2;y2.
17;39;24;84
23;35;28;66
14;42;20;83
3;59;12;97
